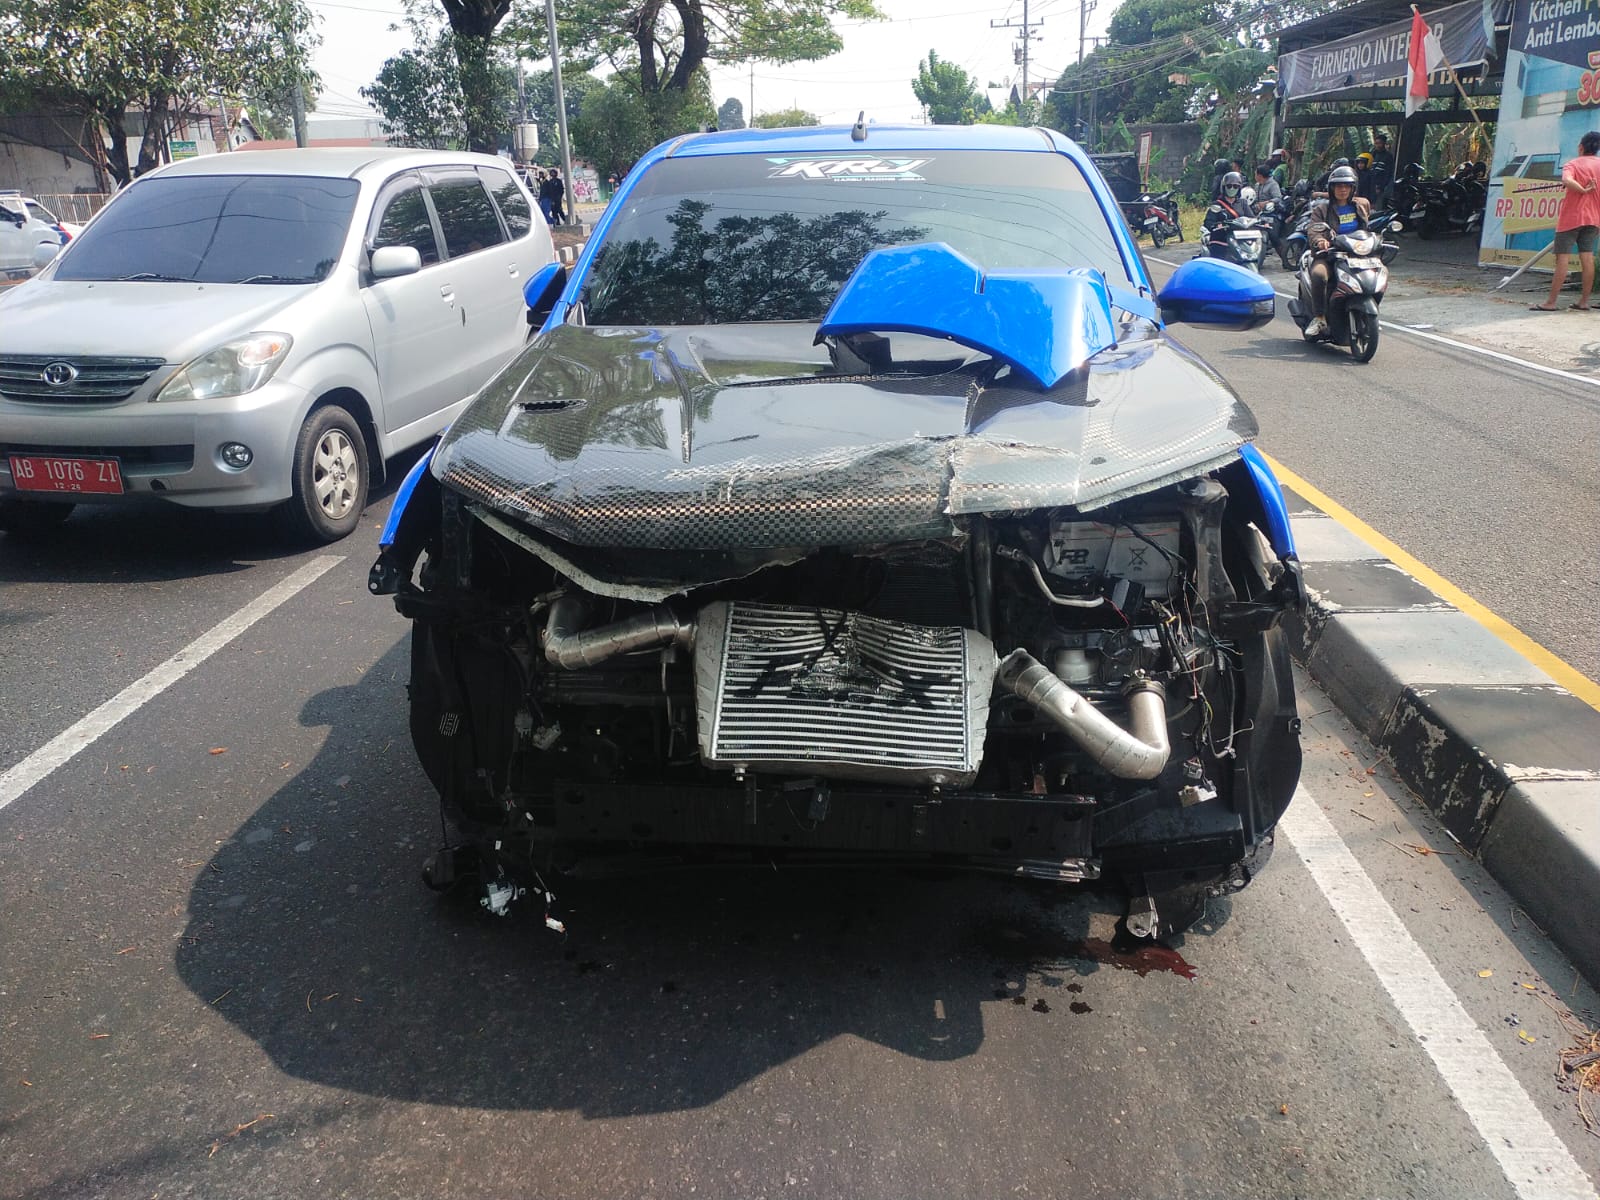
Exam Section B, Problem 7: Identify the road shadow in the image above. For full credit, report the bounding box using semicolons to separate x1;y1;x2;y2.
0;443;425;585
174;637;1221;1117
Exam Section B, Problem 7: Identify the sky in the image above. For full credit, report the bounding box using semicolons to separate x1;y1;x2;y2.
301;0;1118;127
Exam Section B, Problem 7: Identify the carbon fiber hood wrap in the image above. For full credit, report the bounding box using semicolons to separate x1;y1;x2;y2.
433;322;1257;552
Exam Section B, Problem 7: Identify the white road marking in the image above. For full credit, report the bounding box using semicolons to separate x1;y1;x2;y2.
1148;254;1600;395
0;555;343;814
1281;787;1598;1200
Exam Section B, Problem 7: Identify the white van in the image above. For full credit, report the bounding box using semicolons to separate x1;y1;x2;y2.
0;149;554;541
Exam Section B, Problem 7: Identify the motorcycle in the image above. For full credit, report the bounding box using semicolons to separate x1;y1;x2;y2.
1411;162;1486;239
1203;212;1270;272
1135;191;1182;247
1288;229;1393;363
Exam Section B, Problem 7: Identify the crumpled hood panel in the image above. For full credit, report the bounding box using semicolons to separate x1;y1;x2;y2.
433;322;1257;551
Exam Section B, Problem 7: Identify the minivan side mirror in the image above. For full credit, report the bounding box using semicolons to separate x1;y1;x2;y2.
370;245;422;279
523;260;567;327
31;241;60;269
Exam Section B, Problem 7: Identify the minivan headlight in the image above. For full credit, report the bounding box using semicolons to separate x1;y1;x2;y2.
155;333;292;402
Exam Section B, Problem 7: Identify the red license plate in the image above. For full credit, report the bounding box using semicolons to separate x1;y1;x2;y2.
8;454;125;495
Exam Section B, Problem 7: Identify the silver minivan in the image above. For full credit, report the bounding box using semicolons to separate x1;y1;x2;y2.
0;149;554;542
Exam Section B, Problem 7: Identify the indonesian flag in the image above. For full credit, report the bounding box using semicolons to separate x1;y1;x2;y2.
1406;8;1447;116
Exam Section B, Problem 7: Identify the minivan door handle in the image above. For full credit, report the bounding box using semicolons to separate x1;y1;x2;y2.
439;284;456;306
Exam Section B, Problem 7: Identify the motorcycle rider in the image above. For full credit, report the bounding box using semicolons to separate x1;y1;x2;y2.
1303;164;1370;338
1204;171;1249;256
1210;158;1233;201
1254;163;1283;206
1313;156;1351;194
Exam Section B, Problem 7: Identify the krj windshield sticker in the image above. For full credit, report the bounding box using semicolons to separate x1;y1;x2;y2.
765;157;930;181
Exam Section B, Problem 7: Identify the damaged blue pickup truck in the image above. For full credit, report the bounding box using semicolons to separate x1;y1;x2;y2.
371;122;1302;939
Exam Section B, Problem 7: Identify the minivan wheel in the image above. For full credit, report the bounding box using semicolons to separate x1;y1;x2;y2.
0;498;75;537
276;404;369;544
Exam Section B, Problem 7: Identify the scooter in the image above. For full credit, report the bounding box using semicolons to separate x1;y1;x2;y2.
1203;213;1270;272
1135;191;1182;247
1287;229;1392;363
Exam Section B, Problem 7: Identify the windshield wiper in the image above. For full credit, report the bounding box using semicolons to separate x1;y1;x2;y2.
233;273;318;284
117;271;193;282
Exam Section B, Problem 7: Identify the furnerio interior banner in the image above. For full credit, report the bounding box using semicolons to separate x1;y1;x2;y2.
1279;0;1506;100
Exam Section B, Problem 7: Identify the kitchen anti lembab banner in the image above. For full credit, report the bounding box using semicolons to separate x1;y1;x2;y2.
1481;0;1600;266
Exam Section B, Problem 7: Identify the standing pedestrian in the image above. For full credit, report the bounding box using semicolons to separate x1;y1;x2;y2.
1369;132;1395;177
548;169;566;224
1531;130;1600;312
536;170;555;222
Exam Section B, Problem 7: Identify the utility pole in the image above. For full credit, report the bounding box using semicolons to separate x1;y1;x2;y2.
749;62;755;127
1075;0;1097;139
284;26;309;148
545;0;576;226
991;1;1043;115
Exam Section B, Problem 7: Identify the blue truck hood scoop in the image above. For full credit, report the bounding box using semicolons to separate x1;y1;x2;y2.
815;242;1118;390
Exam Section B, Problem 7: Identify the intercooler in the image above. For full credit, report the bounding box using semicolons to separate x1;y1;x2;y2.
693;601;997;787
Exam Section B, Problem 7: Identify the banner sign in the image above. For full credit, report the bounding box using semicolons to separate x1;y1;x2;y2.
1279;0;1505;99
1137;131;1153;186
1493;176;1566;232
1481;0;1600;266
1512;0;1600;68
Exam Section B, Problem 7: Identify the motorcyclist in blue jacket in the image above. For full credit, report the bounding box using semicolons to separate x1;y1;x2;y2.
1303;165;1370;338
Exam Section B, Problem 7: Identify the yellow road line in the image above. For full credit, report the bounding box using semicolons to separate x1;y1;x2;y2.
1263;452;1600;714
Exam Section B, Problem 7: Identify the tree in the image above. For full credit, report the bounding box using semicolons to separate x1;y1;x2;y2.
977;98;1038;127
238;83;321;141
911;50;988;125
508;0;882;110
717;96;745;129
0;0;317;186
752;107;819;127
571;78;657;180
518;69;602;165
363;35;469;148
435;0;514;153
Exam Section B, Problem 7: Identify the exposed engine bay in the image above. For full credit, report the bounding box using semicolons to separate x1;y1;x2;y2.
379;452;1302;939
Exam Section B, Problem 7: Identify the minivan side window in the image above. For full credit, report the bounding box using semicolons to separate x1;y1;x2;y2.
480;167;532;240
430;178;506;258
373;186;440;266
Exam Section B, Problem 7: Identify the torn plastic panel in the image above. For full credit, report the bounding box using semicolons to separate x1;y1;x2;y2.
369;443;441;596
1231;444;1296;559
815;242;1118;391
430;322;1258;554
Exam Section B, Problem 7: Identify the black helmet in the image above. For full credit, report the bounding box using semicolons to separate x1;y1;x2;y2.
1221;170;1244;198
1331;157;1350;169
1214;158;1232;175
1328;165;1359;189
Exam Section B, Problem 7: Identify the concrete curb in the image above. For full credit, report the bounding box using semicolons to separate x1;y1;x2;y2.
1282;489;1600;981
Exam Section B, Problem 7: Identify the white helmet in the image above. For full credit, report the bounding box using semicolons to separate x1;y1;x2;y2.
1240;186;1257;208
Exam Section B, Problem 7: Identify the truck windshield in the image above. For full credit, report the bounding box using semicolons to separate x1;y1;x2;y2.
54;174;359;284
583;150;1134;325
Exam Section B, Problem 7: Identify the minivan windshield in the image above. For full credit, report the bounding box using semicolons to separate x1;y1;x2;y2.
54;174;360;284
582;149;1135;325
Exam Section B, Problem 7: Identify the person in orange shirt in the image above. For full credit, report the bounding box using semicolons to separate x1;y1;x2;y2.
1531;130;1600;311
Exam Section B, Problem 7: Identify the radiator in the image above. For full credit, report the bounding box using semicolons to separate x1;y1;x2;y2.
694;601;996;787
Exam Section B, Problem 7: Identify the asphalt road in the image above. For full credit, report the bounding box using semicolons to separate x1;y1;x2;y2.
2;484;1599;1197
1146;252;1600;686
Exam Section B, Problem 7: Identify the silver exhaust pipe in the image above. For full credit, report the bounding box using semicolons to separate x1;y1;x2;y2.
997;650;1170;780
542;595;694;669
